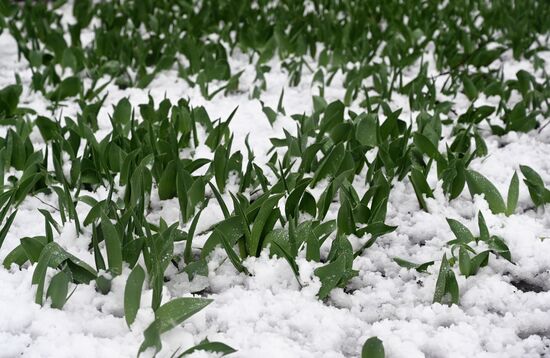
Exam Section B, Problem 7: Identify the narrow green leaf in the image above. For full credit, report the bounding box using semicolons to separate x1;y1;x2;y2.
249;193;283;256
46;271;70;309
393;258;434;273
178;339;236;357
218;229;246;273
488;236;513;263
477;211;490;242
125;264;145;328
458;246;471;277
208;182;230;219
506;172;519;216
433;254;449;304
446;269;460;304
0;210;17;249
155;297;212;334
101;213;123;275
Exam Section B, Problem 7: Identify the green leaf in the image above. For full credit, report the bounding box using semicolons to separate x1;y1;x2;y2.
218;229;246;273
20;236;47;263
462;77;478;101
470;251;489;274
3;244;28;269
36;116;60;141
186;177;205;221
285;178;312;219
178;339;236;357
113;97;132;124
101;213;123;275
516;70;531;95
208;182;230;219
446;218;474;243
96;275;111;295
337;190;355;235
261;104;277;125
213;146;228;193
488;236;512;263
182;259;209;281
0;84;22;117
458;246;471;277
311;143;345;186
355;114;378;147
125;264;145;328
139;320;161;356
32;242;97;305
393;258;434;273
413;133;442;161
49;76;81;101
465;170;506;214
139;297;212;355
269;237;300;281
158;161;177;200
315;254;346;299
433;254;452;304
361;336;385;358
0;210;17;249
506;172;519;216
477;211;490;242
520;165;550;207
184;206;205;264
446;268;460;305
319;100;345;137
409;167;433;211
249;193;283;256
146;225;175;311
46;271;70;309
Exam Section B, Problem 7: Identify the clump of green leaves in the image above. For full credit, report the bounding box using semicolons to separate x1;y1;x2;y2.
0;0;549;354
465;170;519;216
520;165;550;208
434;211;513;305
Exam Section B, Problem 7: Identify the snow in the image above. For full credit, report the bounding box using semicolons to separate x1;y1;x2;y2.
1;8;550;358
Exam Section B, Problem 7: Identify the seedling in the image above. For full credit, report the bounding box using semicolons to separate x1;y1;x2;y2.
434;211;513;305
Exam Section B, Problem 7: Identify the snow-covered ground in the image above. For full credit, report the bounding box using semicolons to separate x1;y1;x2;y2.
1;14;550;358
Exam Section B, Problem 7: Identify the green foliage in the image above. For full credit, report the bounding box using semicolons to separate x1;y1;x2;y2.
465;170;506;215
520;165;550;207
0;0;548;353
443;212;512;285
138;297;212;356
393;258;434;273
177;339;236;357
124;264;145;328
433;254;459;305
362;337;385;358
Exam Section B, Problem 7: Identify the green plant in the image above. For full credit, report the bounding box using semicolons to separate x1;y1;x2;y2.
434;211;512;305
520;165;550;207
0;0;548;355
362;336;385;358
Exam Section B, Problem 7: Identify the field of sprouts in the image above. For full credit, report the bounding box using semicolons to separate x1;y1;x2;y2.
0;1;550;357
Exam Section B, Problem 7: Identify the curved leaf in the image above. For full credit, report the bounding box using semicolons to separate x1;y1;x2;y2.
465;170;506;214
125;264;145;328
